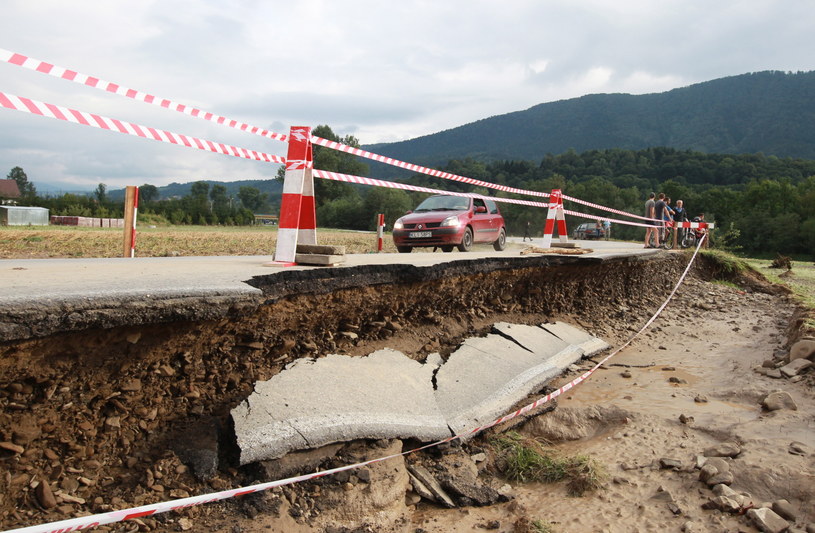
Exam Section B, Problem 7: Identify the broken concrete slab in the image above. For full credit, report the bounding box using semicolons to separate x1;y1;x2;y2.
233;322;608;465
407;464;455;508
435;329;586;436
541;321;609;356
232;349;449;464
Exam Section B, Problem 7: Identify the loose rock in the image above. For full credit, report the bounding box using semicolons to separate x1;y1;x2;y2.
761;391;798;411
747;507;789;533
772;499;797;521
35;481;57;509
779;358;812;377
704;442;741;458
788;339;815;361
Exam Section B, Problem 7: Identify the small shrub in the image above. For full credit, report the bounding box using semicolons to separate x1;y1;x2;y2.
491;432;607;496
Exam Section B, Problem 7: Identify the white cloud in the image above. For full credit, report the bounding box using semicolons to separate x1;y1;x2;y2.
0;0;813;189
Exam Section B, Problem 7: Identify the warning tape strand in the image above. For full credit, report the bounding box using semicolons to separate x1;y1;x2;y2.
0;48;289;143
310;136;551;199
312;169;550;209
1;236;707;533
1;47;705;232
0;91;285;165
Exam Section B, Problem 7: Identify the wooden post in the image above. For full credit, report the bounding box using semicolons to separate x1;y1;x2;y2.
122;186;138;258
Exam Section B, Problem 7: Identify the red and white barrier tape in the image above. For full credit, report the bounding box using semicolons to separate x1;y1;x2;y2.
311;136;550;199
0;92;285;165
2;47;703;232
0;48;289;144
2;236;707;533
312;169;550;209
561;192;658;223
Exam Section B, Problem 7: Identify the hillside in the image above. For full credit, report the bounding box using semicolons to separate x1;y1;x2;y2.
365;71;815;173
107;179;282;204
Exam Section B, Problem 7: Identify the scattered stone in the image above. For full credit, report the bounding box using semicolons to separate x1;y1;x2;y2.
178;517;193;531
712;483;740;500
704;458;730;474
407;464;455;508
682;520;701;533
762;359;777;368
698;464;718;483
659;458;682;470
668;376;688;384
612;476;632;485
471;453;487;463
789;441;809;456
806;523;815;533
0;441;24;454
706;471;734;487
35;481;57;509
679;414;694;425
259;443;343;481
620;370;632;378
780;358;812;377
756;367;784;379
761;391;798;411
667;502;682;515
789;339;815;361
120;379;142;392
694;395;708;403
747;507;789;533
772;499;797;521
662;366;676;371
703;495;741;513
170;417;220;480
650;486;674;502
125;332;141;344
704;442;741;458
409;472;437;504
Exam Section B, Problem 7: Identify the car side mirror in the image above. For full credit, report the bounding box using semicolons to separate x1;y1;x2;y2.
405;210;413;215
475;206;487;214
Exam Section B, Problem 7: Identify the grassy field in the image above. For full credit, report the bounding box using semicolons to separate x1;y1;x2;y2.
743;257;815;309
0;225;401;258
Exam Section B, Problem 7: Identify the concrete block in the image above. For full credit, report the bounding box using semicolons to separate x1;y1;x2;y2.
296;244;346;255
295;253;346;266
541;321;609;356
232;349;449;464
435;333;583;435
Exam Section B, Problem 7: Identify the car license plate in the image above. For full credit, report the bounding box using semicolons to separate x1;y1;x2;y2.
409;231;432;238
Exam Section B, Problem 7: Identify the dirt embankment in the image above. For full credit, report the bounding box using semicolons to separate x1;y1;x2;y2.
0;252;810;532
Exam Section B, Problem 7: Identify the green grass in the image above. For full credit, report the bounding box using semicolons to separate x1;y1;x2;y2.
532;519;556;533
492;432;607;496
743;258;815;310
712;280;741;290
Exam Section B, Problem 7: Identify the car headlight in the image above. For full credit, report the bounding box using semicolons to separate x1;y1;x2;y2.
440;215;461;227
393;219;404;230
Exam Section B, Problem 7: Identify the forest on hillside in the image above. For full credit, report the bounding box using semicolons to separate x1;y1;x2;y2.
7;132;814;258
405;147;815;257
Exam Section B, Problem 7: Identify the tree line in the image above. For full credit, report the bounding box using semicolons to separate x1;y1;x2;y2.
7;136;814;258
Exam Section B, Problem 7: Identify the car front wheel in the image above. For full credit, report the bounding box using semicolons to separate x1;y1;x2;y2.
441;245;454;253
493;227;506;251
457;227;473;252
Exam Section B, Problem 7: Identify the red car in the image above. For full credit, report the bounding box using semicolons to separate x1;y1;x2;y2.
392;195;506;253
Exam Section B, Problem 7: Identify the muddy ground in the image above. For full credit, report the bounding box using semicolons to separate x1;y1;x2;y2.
1;251;813;532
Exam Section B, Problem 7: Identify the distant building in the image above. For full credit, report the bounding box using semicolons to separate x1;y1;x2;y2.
0;206;50;226
0;180;21;205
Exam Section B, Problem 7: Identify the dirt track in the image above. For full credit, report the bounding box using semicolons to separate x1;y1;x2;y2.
1;251;812;532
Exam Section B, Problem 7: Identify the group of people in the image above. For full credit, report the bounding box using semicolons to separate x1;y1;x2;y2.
644;192;704;248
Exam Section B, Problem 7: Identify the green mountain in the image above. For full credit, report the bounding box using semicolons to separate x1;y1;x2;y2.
108;179;282;205
365;71;815;174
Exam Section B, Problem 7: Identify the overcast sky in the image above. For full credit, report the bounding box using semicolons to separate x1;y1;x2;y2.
1;0;813;191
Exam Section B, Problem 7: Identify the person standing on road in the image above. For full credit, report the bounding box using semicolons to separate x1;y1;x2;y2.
654;193;667;245
523;221;532;242
673;200;687;245
603;219;611;240
644;192;659;248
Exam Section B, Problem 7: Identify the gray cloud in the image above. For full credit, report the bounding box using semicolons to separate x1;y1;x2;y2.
1;0;813;190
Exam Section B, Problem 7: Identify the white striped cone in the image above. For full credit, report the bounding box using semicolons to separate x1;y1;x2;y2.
274;126;315;263
541;189;568;248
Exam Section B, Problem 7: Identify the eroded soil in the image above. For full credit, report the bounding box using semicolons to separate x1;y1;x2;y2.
1;252;812;532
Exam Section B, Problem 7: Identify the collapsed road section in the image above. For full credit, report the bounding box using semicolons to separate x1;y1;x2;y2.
0;250;686;531
232;322;608;464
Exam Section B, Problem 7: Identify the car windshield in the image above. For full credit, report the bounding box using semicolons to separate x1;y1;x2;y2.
414;196;470;212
